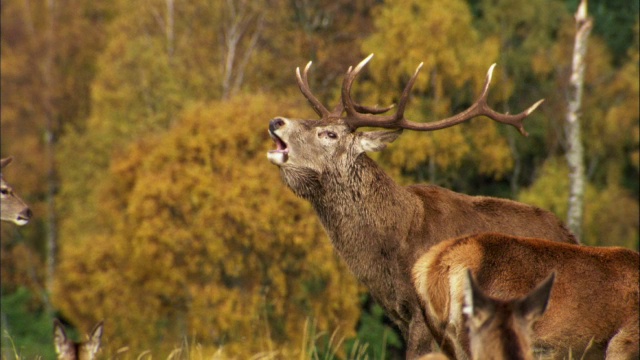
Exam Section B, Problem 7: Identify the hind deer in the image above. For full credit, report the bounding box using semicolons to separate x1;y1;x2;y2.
0;157;32;225
413;233;639;359
417;270;555;360
463;269;555;360
267;54;579;358
53;319;104;360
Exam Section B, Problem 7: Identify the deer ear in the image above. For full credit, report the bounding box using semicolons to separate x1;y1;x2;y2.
357;129;403;153
53;319;69;354
517;272;555;322
463;269;493;328
86;321;104;356
0;157;13;169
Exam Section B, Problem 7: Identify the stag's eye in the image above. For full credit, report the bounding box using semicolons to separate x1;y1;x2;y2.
321;131;337;139
0;188;9;195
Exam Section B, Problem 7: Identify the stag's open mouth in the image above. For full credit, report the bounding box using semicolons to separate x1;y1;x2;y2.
267;130;289;165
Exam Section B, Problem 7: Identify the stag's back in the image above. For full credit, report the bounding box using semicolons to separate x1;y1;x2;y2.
406;185;577;247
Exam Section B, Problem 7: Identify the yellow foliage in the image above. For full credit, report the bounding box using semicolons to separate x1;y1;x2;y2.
356;0;515;186
519;158;639;248
54;94;361;357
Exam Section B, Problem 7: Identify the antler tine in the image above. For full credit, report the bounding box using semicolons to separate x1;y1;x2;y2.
394;62;424;121
341;54;395;121
342;60;423;129
342;56;372;117
296;61;331;118
334;59;394;116
409;63;543;136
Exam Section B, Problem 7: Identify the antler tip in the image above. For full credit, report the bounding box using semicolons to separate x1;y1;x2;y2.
486;63;497;81
354;54;374;73
525;99;545;115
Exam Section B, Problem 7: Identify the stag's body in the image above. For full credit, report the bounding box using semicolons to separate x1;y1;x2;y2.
53;319;103;360
413;233;639;360
268;55;578;358
0;157;32;225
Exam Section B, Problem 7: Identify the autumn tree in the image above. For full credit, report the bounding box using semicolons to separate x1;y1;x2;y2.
469;0;573;194
520;8;638;249
519;158;638;248
1;2;112;353
360;0;516;193
53;94;361;357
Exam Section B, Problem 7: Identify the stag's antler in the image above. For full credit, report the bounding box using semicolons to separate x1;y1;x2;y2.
341;55;543;136
297;54;544;136
296;56;395;120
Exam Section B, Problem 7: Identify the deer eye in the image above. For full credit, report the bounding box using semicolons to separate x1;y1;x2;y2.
326;131;338;139
0;188;9;195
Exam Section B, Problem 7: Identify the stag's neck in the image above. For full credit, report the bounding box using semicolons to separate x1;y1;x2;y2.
311;155;418;277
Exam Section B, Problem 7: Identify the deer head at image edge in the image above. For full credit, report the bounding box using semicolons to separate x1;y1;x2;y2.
0;157;32;226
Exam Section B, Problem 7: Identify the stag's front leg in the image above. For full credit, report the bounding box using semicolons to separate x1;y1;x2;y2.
405;311;436;359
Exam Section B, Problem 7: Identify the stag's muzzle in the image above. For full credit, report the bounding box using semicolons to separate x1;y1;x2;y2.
267;118;289;165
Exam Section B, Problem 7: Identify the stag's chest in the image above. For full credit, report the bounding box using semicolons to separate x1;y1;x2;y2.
327;227;401;289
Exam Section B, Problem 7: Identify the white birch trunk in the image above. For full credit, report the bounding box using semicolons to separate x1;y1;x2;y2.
565;0;592;242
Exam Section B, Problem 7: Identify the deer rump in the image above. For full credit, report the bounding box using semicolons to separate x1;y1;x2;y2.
413;233;640;360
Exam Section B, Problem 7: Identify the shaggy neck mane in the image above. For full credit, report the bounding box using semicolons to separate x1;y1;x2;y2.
312;155;417;275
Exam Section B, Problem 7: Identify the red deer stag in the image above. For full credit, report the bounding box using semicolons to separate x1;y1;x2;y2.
0;157;32;225
463;269;555;360
267;54;578;358
413;233;639;359
54;319;104;360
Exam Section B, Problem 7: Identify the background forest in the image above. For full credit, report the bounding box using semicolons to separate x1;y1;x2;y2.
1;0;637;358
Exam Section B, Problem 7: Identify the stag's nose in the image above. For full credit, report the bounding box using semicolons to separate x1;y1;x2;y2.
269;117;286;133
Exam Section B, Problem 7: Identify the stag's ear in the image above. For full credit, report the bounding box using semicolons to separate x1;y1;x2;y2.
357;129;403;153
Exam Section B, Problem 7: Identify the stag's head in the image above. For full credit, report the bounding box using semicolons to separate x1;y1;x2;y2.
268;55;543;197
0;157;32;226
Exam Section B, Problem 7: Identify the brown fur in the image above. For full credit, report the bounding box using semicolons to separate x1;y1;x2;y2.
0;157;32;225
268;61;578;359
463;269;555;360
53;319;104;360
413;233;639;360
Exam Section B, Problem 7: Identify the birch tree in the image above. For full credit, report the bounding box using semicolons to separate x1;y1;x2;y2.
565;0;593;241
